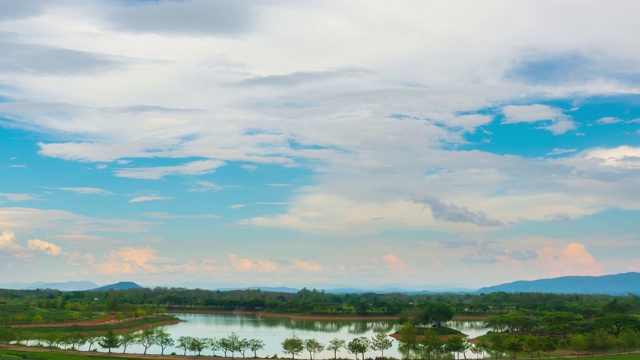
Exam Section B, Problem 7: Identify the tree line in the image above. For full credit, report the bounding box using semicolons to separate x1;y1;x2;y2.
2;287;639;319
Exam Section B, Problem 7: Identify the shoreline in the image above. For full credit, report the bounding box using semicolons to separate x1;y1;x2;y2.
166;309;488;322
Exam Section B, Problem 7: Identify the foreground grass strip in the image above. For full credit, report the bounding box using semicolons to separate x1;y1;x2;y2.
0;348;145;360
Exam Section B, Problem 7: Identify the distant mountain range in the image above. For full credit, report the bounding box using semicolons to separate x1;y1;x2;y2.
90;281;143;291
2;272;639;295
475;272;640;295
0;280;99;291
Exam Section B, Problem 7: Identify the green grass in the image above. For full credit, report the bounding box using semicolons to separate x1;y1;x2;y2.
0;348;133;360
21;315;177;336
0;348;141;360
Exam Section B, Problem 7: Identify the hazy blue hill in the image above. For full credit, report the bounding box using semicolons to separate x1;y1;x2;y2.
0;281;98;291
476;272;640;295
91;281;144;291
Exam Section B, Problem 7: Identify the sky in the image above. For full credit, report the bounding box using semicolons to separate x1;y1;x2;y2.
1;0;640;290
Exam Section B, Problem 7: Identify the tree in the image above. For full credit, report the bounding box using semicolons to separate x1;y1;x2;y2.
282;335;304;359
396;322;418;358
248;338;265;358
119;332;136;353
99;330;120;354
177;336;192;356
371;332;393;359
304;338;324;360
619;328;639;354
188;337;207;356
238;337;251;358
446;335;469;360
541;336;556;358
208;337;220;356
0;328;15;348
85;332;98;352
154;329;174;355
138;328;156;354
420;302;455;327
504;336;523;360
69;332;86;351
419;329;445;359
347;337;369;360
226;332;241;358
327;338;345;359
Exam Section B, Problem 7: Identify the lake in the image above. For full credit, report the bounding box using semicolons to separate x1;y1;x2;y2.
97;313;490;359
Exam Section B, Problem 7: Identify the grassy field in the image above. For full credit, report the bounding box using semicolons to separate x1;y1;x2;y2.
0;348;142;360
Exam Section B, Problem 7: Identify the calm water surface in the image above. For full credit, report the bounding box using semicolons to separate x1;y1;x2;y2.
98;313;490;359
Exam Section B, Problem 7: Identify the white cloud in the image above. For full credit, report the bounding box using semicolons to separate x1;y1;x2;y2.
115;160;225;180
596;116;622;125
581;146;640;169
57;187;112;195
0;207;150;234
129;195;171;203
0;231;22;253
229;204;247;209
547;148;577;156
0;193;38;202
502;104;563;123
27;239;63;256
291;260;322;272
228;254;278;273
502;104;576;135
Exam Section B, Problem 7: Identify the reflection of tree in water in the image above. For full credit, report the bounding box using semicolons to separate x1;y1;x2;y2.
446;321;488;330
247;316;396;334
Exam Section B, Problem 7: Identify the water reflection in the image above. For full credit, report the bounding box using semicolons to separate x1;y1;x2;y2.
61;314;488;359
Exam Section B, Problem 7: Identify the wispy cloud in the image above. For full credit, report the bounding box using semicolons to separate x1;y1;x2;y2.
115;160;225;180
129;196;171;203
57;187;112;195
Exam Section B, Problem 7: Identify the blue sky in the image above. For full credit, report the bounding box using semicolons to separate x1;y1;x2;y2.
1;0;640;289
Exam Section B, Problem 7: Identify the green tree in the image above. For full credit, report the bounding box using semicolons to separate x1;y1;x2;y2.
419;329;445;359
69;332;86;351
420;302;455;327
177;335;193;356
446;335;469;360
98;330;120;354
619;328;639;354
371;332;393;359
238;337;251;358
327;338;346;359
138;328;156;354
347;337;370;360
226;332;241;358
304;338;324;360
119;332;136;353
208;337;221;356
396;321;418;357
32;314;44;323
0;327;15;347
249;338;265;358
188;337;207;356
504;336;523;360
154;329;174;355
282;335;304;359
85;332;98;352
541;336;556;358
569;334;587;357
